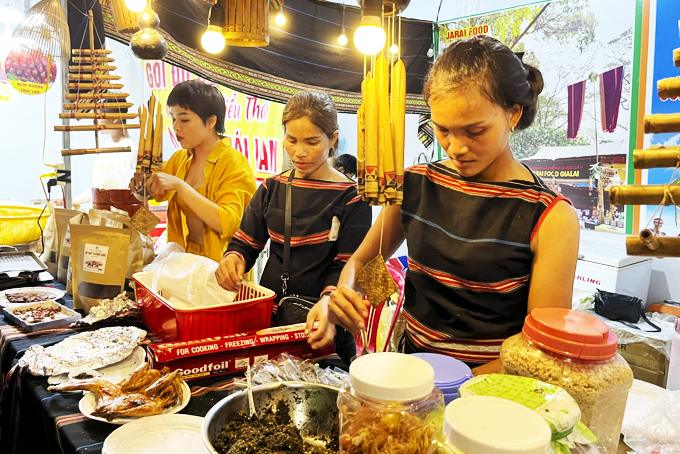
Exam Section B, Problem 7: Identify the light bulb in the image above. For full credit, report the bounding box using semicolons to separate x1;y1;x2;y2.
275;12;286;26
201;25;226;54
354;16;386;55
390;44;399;54
125;0;146;13
338;33;348;46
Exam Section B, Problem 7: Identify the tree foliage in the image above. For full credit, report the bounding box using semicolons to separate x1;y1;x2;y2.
510;125;590;160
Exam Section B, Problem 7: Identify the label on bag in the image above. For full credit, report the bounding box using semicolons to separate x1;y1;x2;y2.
83;243;109;274
329;216;340;241
62;227;71;248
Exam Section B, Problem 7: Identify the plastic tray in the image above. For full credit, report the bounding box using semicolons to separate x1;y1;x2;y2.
134;277;276;342
3;300;81;332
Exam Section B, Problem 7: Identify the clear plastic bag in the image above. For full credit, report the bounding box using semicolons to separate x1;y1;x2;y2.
621;387;680;454
245;353;348;388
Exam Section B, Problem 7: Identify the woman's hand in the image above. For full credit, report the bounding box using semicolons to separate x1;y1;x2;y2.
129;171;145;193
305;296;335;350
145;172;184;197
215;253;245;292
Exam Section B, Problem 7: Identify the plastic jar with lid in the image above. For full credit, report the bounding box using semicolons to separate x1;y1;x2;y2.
338;352;445;454
499;307;634;454
410;353;472;404
436;395;552;454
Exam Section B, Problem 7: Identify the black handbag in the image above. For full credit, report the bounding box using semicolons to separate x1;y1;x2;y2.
594;289;661;332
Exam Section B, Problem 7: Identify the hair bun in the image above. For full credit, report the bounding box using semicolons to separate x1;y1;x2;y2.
524;63;544;99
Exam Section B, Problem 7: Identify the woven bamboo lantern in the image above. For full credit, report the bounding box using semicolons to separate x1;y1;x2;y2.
221;0;271;47
104;0;140;33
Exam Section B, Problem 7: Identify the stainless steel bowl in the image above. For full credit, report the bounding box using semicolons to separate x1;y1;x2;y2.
202;381;339;454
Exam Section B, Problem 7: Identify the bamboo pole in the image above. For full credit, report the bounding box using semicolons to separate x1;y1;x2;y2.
54;124;140;132
633;147;680;169
376;55;395;202
69;65;117;72
675;48;680;67
364;72;379;200
638;229;660;251
137;105;147;172
71;49;112;55
66;83;124;90
143;95;156;170
644;113;680;134
58;112;138;120
391;58;406;204
64;92;130;100
72;57;115;63
152;101;163;172
626;235;680;257
63;102;133;110
658;77;680;99
69;74;122;81
610;184;680;206
61;147;131;156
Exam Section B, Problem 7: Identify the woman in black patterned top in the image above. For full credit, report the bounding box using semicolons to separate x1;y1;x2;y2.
306;36;579;372
216;91;371;307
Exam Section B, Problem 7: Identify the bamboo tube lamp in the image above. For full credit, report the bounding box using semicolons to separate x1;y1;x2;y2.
633;147;680;169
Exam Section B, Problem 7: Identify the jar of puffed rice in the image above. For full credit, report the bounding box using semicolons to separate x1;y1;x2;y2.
499;308;633;454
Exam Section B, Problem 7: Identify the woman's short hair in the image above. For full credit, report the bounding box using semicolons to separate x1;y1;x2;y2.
281;91;339;157
334;154;357;177
423;35;544;131
167;80;226;134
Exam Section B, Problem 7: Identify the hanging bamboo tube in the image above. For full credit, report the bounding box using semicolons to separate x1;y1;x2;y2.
675;48;680;67
66;83;124;90
69;73;122;81
63;102;134;111
610;184;680;206
54;124;140;132
143;95;156;170
58;112;138;120
633;147;680;169
391;58;406;204
626;235;680;257
376;56;394;203
108;0;140;33
64;92;130;100
638;229;660;251
137;105;148;172
658;77;680;99
222;0;270;47
364;72;379;200
71;49;112;55
61;147;132;157
644;113;680;134
69;65;116;72
151;101;163;172
72;57;115;63
357;93;366;194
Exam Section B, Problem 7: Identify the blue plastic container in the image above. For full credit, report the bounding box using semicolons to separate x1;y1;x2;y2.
410;353;473;405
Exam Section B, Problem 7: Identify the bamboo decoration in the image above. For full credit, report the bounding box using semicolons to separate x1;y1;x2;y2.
56;10;139;157
633;147;680;169
133;96;165;201
644;113;680;134
626;235;680;257
220;0;271;47
391;58;406;203
377;56;395;203
107;0;141;33
137;105;147;172
143;95;156;170
357;96;366;194
658;77;680;99
610;184;680;206
638;229;660;251
675;48;680;67
364;73;379;200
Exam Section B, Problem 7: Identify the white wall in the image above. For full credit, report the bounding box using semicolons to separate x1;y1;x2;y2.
648;258;680;304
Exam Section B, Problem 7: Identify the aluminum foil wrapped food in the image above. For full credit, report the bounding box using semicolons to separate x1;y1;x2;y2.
19;326;147;376
71;293;139;328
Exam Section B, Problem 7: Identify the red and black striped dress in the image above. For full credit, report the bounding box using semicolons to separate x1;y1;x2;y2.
227;173;372;301
401;162;569;363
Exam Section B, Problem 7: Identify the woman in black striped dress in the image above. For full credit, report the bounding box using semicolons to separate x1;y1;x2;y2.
306;35;579;372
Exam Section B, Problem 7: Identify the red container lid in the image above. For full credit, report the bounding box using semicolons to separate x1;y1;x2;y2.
522;307;618;360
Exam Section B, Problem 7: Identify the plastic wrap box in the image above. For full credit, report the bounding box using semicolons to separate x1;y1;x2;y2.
146;323;335;381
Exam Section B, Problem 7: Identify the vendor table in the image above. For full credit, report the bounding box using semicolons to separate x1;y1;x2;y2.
0;282;635;454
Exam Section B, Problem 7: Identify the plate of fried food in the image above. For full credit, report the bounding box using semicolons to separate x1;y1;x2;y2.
48;363;190;425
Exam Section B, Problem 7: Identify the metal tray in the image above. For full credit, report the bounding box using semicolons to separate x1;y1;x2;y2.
0;251;47;274
3;301;81;332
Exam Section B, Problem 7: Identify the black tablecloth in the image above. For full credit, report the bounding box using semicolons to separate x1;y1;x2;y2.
0;282;246;454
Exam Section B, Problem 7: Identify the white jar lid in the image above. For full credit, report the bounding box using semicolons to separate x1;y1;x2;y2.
349;352;435;401
444;395;551;454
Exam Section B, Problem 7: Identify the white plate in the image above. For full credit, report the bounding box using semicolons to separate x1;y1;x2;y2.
0;286;65;307
79;380;191;425
48;346;147;386
103;414;209;454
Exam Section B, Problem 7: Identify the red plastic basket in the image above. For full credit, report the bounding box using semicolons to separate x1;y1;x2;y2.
134;277;276;342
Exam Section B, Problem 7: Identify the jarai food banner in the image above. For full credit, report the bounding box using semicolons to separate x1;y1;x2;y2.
145;61;285;181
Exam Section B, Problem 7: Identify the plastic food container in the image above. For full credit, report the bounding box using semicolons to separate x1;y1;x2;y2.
134;277;275;342
410;353;472;404
436;395;552;454
338;352;444;454
499;307;634;454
